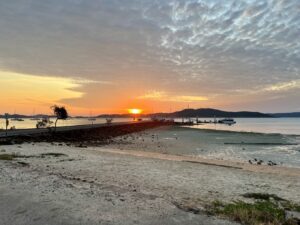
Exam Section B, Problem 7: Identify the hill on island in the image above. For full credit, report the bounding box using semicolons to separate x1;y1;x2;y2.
270;112;300;118
2;109;299;119
149;108;273;118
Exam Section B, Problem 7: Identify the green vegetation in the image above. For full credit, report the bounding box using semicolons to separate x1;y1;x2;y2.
242;193;300;213
208;194;300;225
0;154;16;160
51;105;69;130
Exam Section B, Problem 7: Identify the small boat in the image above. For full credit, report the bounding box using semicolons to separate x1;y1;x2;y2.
88;110;96;121
30;109;40;120
218;118;236;125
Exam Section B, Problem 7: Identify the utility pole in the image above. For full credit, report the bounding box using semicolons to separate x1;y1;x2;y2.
5;113;9;137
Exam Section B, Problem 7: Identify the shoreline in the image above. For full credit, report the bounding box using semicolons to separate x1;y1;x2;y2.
182;125;300;137
0;121;174;143
1;123;300;224
91;147;300;177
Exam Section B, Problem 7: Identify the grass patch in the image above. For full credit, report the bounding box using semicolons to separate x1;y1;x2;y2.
282;201;300;213
243;193;300;213
208;199;300;225
0;154;16;160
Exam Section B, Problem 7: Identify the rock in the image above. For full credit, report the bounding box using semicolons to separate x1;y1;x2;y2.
286;210;300;221
76;144;88;148
17;161;29;167
0;140;13;145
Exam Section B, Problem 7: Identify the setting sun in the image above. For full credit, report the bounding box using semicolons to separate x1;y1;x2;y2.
128;108;142;115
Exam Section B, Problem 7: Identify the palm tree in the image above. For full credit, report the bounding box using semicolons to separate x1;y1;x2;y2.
51;105;68;130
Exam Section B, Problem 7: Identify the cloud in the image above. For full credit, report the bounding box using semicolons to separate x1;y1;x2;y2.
263;80;300;92
138;90;208;102
0;0;299;112
0;70;95;113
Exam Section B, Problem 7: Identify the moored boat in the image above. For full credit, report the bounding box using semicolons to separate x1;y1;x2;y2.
218;118;236;125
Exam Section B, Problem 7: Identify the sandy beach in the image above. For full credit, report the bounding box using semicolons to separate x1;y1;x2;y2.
1;124;300;225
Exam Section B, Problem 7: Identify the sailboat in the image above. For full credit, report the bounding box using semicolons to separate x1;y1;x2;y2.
88;111;96;121
30;109;40;120
11;110;24;121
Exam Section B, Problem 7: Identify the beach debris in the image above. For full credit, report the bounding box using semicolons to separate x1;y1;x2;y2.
268;161;277;166
41;153;67;157
17;161;30;167
172;201;201;214
75;143;88;148
249;158;269;165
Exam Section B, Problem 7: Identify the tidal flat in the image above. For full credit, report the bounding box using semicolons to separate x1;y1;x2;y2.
0;126;300;225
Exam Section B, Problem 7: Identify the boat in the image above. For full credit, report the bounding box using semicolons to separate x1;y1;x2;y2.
30;109;40;120
218;118;236;125
10;110;25;121
87;110;97;122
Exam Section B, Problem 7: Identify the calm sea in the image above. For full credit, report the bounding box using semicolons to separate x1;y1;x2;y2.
1;117;300;135
184;118;300;135
0;118;134;130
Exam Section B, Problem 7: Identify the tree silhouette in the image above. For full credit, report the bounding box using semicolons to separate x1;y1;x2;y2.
51;105;68;130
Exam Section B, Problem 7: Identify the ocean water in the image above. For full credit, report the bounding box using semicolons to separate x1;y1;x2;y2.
124;126;300;168
0;117;135;130
1;117;300;135
180;118;300;135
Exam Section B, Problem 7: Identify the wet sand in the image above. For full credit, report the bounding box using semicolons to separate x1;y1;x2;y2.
109;126;300;168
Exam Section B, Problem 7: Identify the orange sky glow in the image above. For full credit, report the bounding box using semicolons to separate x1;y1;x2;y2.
0;0;299;115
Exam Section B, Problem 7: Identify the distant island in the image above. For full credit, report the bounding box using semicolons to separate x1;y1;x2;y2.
270;112;300;118
148;108;272;118
1;108;300;118
96;108;300;118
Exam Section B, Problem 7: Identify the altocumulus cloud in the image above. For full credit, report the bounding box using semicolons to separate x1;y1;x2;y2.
0;0;299;112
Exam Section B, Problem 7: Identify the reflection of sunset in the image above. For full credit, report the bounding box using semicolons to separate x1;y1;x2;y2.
128;108;142;115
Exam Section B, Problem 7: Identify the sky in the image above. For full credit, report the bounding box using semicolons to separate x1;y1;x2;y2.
0;0;299;115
